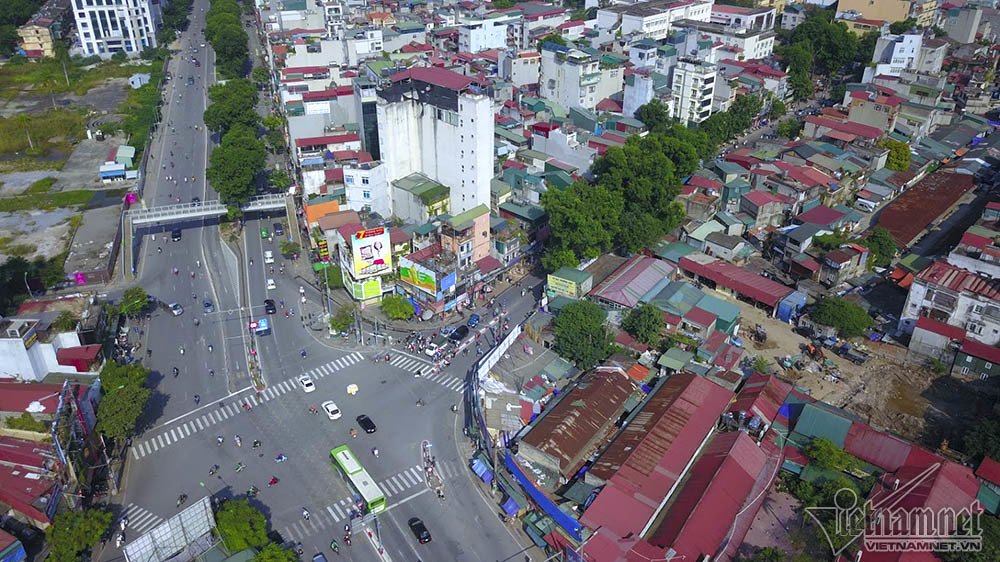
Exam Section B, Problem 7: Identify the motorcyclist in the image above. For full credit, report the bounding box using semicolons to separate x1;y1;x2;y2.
252;439;261;449
302;508;310;520
176;494;187;506
216;435;224;446
234;434;242;447
349;428;358;438
268;476;279;487
372;447;379;458
173;366;179;377
194;394;200;405
209;464;219;476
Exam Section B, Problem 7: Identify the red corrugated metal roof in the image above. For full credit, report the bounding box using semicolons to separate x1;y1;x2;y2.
678;256;792;308
913;316;966;342
797;205;844;226
976;457;1000;485
281;65;330;76
960;338;1000;365
916;260;1000;301
743;190;783;207
684;307;717;328
646;432;767;558
521;368;635;479
876;172;976;247
301;86;354;101
0;382;65;413
295;133;360;147
805;115;882;140
390;66;473;91
581;375;733;555
590;255;675;309
844;422;914;472
55;344;102;372
729;373;792;424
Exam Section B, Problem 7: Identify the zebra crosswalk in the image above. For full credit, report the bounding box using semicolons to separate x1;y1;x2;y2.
417;369;467;393
122;503;164;535
384;351;431;374
281;460;461;543
131;353;365;460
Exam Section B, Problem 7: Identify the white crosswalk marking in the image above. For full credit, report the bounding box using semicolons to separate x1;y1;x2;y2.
247;394;257;406
131;447;139;459
124;503;164;534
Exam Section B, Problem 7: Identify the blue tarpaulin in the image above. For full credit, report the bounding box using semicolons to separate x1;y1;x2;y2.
505;451;583;541
502;497;519;516
471;458;493;483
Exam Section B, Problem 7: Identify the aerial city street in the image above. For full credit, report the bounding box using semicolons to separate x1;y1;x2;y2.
0;0;999;560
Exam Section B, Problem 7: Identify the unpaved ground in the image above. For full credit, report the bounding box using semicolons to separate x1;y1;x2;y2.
0;208;76;263
0;78;130;119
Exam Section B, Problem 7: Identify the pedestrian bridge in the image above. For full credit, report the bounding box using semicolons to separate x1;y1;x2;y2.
123;194;294;278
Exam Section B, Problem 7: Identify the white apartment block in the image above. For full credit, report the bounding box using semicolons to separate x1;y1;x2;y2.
72;0;159;57
672;57;716;125
862;33;922;83
343;161;391;218
531;125;599;175
459;18;511;53
499;50;541;87
709;4;776;31
376;67;493;216
345;27;383;66
676;19;775;60
899;260;1000;346
540;44;624;111
596;0;712;41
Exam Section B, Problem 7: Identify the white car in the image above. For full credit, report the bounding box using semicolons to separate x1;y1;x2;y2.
264;250;274;264
266;278;276;290
168;303;184;316
298;375;316;393
423;342;440;357
321;401;342;420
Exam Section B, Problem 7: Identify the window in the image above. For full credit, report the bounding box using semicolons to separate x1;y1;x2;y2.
363;190;371;199
345;176;355;184
961;366;970;375
988;363;994;370
361;177;369;185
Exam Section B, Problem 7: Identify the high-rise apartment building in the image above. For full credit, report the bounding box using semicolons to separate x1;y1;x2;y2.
71;0;160;57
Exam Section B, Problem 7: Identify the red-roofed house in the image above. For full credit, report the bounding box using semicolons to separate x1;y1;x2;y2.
295;133;362;163
976;457;1000;488
908;316;967;359
953;339;1000;381
740;190;789;228
580;375;734;561
678;254;793;312
847;89;904;132
802;115;883;143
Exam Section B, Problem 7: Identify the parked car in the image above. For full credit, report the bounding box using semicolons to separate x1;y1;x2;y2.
408;518;431;544
264;299;276;314
467;313;480;328
449;325;470;343
171;229;182;241
356;414;377;433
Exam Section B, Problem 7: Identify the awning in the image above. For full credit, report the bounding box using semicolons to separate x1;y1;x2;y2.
312;261;330;272
476;255;503;275
502;497;519;516
471;458;493;483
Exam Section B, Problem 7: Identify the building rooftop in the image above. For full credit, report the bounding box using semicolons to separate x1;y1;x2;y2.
520;367;636;479
589;255;676;309
389;66;474;91
876;171;976;247
392;172;450;205
679;254;793;308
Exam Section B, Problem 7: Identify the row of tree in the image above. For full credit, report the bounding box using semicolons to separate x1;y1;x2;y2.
0;0;46;55
203;79;267;204
206;0;250;79
777;8;863;100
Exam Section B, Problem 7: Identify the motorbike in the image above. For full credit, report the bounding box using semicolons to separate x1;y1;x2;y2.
176;494;187;507
235;435;242;447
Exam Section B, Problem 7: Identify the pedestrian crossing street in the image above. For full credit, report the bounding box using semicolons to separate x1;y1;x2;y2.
282;460;461;543
416;368;468;393
121;503;164;536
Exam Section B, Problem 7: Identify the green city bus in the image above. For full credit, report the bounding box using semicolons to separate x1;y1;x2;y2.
330;445;387;514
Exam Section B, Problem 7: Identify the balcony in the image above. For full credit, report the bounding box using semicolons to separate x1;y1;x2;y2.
580;73;600;86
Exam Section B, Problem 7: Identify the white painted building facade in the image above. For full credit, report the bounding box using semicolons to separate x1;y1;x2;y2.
672;57;717;125
71;0;160;57
343;161;391;218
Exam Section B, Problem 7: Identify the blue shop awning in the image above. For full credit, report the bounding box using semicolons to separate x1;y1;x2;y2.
471;458;493;483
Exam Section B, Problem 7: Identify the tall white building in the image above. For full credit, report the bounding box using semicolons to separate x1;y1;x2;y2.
458;18;511;53
71;0;159;57
596;0;713;40
376;67;493;216
862;33;922;83
540;43;624;111
672;57;716;125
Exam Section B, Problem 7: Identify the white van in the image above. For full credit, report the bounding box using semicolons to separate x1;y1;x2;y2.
855;200;876;213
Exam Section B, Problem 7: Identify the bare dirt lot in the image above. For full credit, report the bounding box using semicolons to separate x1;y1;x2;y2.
736;298;986;449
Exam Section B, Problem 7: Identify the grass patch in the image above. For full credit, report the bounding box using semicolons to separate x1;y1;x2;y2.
26;177;57;194
118;58;165;154
0;158;66;174
0;189;93;212
0;109;86;155
6;243;37;256
0;57;150;100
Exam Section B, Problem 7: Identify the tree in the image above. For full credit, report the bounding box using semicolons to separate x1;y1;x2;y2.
251;66;270;88
207;124;266;204
279;240;300;256
789;12;858;76
491;0;515;8
769;99;787;120
120;286;149;317
811;297;873;338
269;169;292;190
964;418;1000;460
776;119;803;139
254;543;299;562
47;509;113;562
97;383;152;440
203;79;260;134
751;355;772;373
330;304;355;333
537;32;567;51
621;304;664;345
889;17;917;35
51;310;78;332
541;181;623;262
879;138;911;172
741;547;787;562
540;246;578;273
804;437;861;472
860;227;897;268
789;70;814;101
99;362;150;393
635;99;672;130
553;301;614;370
940;514;1000;562
381;294;415;320
0;25;20;56
215;499;269;552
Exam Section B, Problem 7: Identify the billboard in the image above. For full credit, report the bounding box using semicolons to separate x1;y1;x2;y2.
399;257;437;295
351;227;392;278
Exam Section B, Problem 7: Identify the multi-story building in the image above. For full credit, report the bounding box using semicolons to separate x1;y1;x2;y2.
376;66;493;216
941;7;983;44
343;161;390;218
595;0;713;40
781;3;807;30
623;70;673;119
540;43;624;111
672;57;716;125
675;19;775;60
354;77;380;160
836;0;937;27
710;4;776;31
70;0;160;57
499;50;541;87
344;27;383;66
458;18;513;53
863;32;922;82
899;260;1000;346
846;88;904;133
18;0;72;59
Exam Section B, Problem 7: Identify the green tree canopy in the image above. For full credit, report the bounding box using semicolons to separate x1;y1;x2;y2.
776;119;803;139
789;11;859;76
538;32;567;51
553;301;614;370
741;547;787;562
251;66;270;87
330;304;355;333
804;437;861;472
811;297;874;338
97;383;151;441
99;362;150;393
120;286;149;317
207;124;267;204
635;99;672;130
699;95;764;146
47;509;113;562
203;79;260;134
621;304;664;345
963;418;1000;460
940;514;1000;562
879;138;911;172
254;543;299;562
769;99;787;119
381;294;415;320
541;181;623;266
860;227;897;268
216;499;269;552
889;17;917;34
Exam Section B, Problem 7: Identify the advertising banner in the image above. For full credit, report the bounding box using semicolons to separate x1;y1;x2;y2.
399;257;437;295
351;227;391;278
